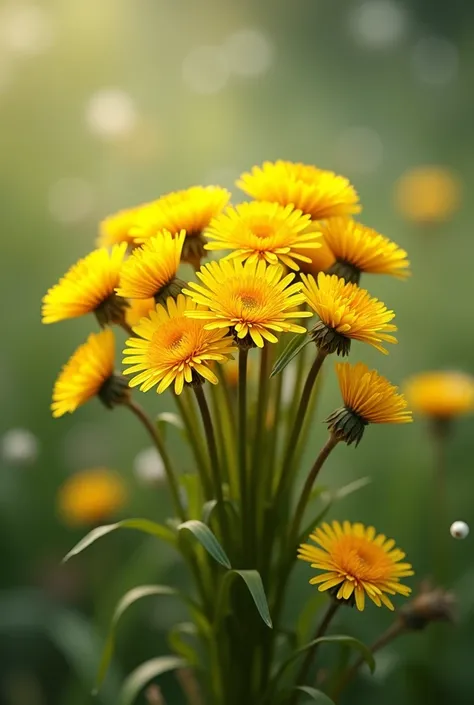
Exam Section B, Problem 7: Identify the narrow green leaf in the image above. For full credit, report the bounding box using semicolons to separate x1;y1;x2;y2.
120;655;185;705
292;685;335;704
178;519;231;569
298;478;371;544
63;519;176;563
168;622;200;667
95;585;195;692
217;570;272;628
273;633;374;684
180;474;202;518
156;412;184;436
201;499;239;526
271;333;311;377
333;476;371;500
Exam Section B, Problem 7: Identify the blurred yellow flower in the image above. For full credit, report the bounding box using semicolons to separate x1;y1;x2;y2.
42;244;128;326
301;273;397;355
125;297;156;328
183;258;312;348
52;329;127;418
394;166;462;225
298;520;414;611
237;160;361;220
405;371;474;419
123;294;235;395
116;230;185;302
293;236;336;276
133;185;231;268
321;218;410;283
58;468;126;527
205;201;319;270
327;362;412;445
98;204;151;247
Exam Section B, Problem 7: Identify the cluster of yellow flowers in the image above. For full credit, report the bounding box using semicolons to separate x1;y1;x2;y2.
43;160;417;612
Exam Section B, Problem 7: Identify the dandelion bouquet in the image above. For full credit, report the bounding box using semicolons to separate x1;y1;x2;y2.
43;161;433;705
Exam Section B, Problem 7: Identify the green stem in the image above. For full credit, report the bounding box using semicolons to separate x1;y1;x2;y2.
126;398;186;520
275;349;327;503
194;385;231;548
174;391;213;499
238;348;249;555
249;345;271;564
291;600;341;705
215;366;238;497
288;434;340;545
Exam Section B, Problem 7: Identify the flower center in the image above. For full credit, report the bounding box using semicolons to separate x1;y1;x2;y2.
167;332;185;350
252;223;273;239
240;294;259;311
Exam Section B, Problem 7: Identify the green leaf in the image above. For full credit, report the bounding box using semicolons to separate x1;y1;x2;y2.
178;519;231;569
298;478;371;544
217;569;273;628
120;655;185;705
180;474;202;519
95;585;196;692
168;622;200;667
273;633;374;684
291;686;335;704
156;411;184;436
63;519;176;563
332;476;371;500
201;499;239;526
271;333;311;377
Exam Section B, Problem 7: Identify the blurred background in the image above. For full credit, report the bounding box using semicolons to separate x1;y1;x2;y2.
1;0;474;703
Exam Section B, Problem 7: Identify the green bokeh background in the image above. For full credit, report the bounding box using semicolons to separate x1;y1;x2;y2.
2;0;474;703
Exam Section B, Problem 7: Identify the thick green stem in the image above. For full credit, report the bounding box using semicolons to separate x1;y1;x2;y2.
238;349;249;556
194;386;231;548
291;600;341;705
126;398;186;520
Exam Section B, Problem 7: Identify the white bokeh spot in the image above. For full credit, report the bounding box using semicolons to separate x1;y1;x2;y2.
2;428;39;465
134;447;166;485
0;3;54;56
85;88;138;139
349;0;408;50
223;29;274;77
182;45;230;94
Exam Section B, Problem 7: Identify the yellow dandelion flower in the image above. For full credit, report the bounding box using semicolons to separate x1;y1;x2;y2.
327;362;412;445
394;165;462;225
98;203;152;247
301;272;397;355
52;330;129;418
293;236;336;276
237;160;361;221
58;468;126;527
42;244;128;326
133;185;231;268
298;520;414;611
204;201;319;270
321;218;410;284
122;294;235;395
125;297;156;328
116;230;186;302
182;258;312;349
405;371;474;419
